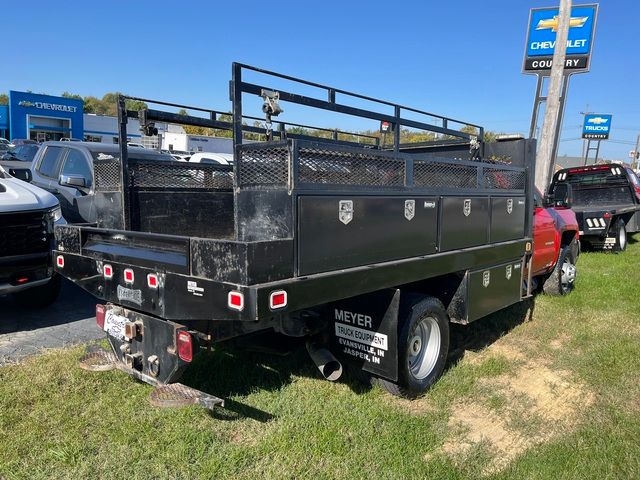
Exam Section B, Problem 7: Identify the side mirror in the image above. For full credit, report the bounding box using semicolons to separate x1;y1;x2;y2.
9;168;32;182
59;174;88;189
547;183;573;209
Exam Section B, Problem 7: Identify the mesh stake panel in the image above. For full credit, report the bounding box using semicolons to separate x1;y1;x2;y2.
238;145;289;187
483;168;526;190
298;147;405;187
130;161;232;190
414;161;478;189
93;160;121;191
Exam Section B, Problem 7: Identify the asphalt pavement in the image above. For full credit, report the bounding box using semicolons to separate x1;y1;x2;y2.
0;279;104;365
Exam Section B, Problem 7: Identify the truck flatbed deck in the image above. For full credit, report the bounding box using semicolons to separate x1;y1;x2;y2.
54;63;550;401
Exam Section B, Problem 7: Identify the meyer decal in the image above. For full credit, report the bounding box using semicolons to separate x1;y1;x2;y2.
335;323;388;351
187;280;204;297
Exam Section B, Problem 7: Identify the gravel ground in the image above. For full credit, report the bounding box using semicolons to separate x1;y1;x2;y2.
0;279;103;365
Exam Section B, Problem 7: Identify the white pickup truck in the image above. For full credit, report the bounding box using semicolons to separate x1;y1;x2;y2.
0;165;63;306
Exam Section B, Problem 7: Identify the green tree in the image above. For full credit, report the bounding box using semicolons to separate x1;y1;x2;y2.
0;93;9;105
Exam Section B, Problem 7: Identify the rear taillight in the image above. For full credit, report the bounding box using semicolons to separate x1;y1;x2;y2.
96;304;106;330
147;273;158;289
177;331;193;362
124;268;134;284
228;291;244;311
56;255;64;268
269;290;287;309
103;264;113;279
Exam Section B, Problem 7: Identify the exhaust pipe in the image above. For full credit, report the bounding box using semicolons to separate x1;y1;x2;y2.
306;341;343;382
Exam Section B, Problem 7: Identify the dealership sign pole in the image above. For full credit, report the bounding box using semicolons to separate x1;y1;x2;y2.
524;4;599;180
581;113;612;165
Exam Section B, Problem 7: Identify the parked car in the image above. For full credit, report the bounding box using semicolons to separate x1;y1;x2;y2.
10;139;38;147
0;165;63;306
127;142;147;149
1;144;39;163
30;141;173;224
0;138;15;149
188;152;233;165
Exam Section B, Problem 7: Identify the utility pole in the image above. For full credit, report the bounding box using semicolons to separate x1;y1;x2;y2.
633;134;640;170
535;0;572;191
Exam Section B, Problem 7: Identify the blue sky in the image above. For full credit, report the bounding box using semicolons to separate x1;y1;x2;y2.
3;0;638;161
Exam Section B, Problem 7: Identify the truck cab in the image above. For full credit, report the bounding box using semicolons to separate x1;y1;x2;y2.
532;188;579;295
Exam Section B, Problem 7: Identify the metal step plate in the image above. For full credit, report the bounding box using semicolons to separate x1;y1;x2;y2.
149;383;224;410
78;348;117;372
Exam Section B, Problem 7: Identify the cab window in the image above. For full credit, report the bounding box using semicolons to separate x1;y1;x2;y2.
37;146;64;178
61;149;92;185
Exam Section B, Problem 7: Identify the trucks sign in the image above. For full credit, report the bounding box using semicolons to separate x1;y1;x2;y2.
582;114;612;140
523;4;598;73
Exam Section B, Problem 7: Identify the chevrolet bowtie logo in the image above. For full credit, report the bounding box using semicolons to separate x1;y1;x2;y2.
536;16;589;32
18;101;35;107
587;117;609;125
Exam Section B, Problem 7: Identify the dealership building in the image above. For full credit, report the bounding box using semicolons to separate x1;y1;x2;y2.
0;90;233;153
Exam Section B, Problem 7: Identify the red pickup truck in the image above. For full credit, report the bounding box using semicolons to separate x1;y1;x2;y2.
531;188;580;295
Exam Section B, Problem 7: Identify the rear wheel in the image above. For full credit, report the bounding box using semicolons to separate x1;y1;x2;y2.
542;242;577;296
13;274;61;308
377;296;450;399
611;219;627;252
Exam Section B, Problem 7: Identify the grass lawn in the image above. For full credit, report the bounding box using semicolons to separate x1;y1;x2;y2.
1;240;639;479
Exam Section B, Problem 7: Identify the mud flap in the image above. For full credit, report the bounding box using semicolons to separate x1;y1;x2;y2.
328;289;400;382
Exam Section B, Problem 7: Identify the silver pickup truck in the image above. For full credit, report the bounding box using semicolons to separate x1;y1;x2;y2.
0;165;63;306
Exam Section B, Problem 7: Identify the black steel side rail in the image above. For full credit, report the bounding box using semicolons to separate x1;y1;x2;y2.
231;63;484;154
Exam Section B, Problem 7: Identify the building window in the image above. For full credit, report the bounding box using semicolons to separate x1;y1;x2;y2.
84;135;102;143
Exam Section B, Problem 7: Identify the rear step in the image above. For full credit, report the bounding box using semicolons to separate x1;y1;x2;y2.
79;346;224;410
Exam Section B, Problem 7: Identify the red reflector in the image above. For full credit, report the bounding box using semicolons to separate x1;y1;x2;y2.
177;331;193;362
56;255;64;268
228;291;244;311
103;264;113;279
15;277;29;284
603;212;611;219
269;290;287;309
96;304;106;330
124;268;134;284
147;273;158;289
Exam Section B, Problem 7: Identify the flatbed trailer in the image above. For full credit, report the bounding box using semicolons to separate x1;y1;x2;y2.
55;63;542;401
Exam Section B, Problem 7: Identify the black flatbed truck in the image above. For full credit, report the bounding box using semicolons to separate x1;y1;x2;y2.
55;63;546;403
549;164;640;251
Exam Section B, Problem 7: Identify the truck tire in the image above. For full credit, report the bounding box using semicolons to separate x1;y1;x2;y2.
542;242;577;296
377;296;450;399
13;274;61;308
611;219;627;253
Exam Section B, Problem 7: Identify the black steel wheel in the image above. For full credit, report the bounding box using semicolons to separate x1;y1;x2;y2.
377;296;450;399
542;242;577;296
